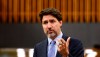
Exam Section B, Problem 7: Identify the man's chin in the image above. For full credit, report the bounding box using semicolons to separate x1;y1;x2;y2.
48;33;57;38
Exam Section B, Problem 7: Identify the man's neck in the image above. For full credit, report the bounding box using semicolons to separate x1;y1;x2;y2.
48;31;63;40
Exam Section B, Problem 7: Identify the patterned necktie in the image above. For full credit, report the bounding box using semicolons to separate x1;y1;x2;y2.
48;41;56;57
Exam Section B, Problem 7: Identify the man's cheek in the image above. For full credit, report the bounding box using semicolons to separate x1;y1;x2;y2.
43;29;47;33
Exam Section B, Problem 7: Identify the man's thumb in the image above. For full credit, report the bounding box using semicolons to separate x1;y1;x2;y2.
66;37;71;47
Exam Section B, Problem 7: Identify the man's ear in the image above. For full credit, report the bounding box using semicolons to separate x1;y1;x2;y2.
59;21;62;26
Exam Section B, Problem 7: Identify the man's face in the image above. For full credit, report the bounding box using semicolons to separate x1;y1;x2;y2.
42;15;62;39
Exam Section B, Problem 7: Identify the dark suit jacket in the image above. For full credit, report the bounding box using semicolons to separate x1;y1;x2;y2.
33;35;84;57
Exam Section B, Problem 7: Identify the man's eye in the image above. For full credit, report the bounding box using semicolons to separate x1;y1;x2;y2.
43;21;48;24
50;20;55;23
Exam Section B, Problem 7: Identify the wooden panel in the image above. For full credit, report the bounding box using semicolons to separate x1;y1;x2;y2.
13;0;19;23
0;0;2;23
97;0;100;22
0;0;2;18
95;0;97;23
49;0;55;8
20;0;25;23
17;0;19;23
25;0;31;23
2;0;7;23
1;0;100;23
61;0;67;22
68;0;73;23
55;0;60;11
92;0;96;23
43;0;49;8
29;0;31;23
73;0;80;23
32;0;37;23
8;0;13;23
37;0;43;22
85;0;91;23
80;0;84;23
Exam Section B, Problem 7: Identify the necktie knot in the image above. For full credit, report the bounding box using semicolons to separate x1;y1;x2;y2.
50;41;56;46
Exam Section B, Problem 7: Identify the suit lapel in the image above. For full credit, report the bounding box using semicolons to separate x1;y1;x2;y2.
62;34;68;41
41;39;48;57
56;34;68;57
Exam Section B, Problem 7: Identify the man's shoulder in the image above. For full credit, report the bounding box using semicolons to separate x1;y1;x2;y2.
63;34;82;43
63;34;82;45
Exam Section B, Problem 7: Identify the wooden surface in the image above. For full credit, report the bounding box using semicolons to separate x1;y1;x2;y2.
0;0;100;23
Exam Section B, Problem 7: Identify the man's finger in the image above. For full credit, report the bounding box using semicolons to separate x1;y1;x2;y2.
57;45;60;51
66;37;71;47
61;38;66;44
58;39;63;45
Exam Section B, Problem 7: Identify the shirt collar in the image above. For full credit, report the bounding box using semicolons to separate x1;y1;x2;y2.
48;32;63;45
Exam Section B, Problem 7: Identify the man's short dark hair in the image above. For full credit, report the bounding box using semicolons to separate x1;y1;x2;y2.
39;8;62;22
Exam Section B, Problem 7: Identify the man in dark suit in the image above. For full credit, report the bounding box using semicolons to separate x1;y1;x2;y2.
33;8;84;57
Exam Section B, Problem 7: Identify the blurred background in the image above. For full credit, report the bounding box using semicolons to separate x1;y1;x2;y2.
0;0;100;57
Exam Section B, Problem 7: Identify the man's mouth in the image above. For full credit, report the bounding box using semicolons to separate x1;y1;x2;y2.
48;31;53;34
47;31;56;38
48;30;53;34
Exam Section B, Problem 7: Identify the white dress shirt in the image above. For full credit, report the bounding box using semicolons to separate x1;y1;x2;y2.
48;32;63;57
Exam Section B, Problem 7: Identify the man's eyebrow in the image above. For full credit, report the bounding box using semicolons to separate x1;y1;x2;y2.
42;20;47;22
43;20;47;22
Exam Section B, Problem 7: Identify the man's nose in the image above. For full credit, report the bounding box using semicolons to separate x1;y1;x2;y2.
47;23;52;28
